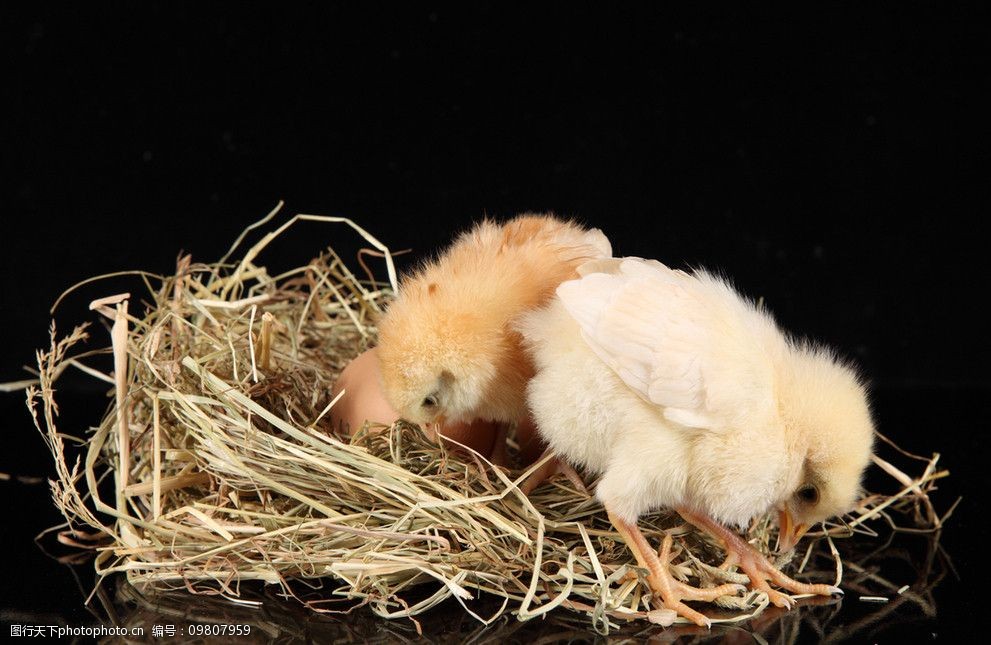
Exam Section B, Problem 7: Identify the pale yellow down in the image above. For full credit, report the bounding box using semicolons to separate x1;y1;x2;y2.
519;257;875;531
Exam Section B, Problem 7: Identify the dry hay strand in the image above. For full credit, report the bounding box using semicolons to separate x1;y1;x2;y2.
21;208;954;634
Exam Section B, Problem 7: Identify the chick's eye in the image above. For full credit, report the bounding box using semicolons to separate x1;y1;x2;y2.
796;485;820;505
422;395;438;409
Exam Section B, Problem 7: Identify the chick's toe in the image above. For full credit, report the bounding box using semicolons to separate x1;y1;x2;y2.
608;510;744;629
678;507;842;608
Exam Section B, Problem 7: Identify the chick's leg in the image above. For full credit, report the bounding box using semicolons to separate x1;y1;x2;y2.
519;448;588;495
676;507;841;609
606;508;745;628
515;413;548;465
489;423;509;467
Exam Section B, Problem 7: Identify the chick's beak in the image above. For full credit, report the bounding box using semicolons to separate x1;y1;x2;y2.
776;508;810;553
423;414;446;438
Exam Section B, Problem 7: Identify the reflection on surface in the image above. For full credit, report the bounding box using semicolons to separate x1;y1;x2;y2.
65;529;950;644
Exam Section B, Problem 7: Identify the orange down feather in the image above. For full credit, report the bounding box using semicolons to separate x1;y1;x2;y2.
376;214;611;429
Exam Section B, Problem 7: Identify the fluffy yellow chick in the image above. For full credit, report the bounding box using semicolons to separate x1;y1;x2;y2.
376;214;611;440
518;257;874;627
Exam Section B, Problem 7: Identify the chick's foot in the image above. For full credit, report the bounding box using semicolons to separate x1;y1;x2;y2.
677;507;842;609
608;510;745;628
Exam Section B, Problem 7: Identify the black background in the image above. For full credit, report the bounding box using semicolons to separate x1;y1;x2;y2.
2;3;988;642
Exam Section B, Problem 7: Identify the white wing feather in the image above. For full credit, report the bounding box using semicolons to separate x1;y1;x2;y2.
557;257;781;432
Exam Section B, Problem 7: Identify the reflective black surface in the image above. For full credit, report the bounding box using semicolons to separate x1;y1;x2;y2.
3;3;987;642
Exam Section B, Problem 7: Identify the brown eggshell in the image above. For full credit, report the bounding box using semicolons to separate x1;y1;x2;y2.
434;418;500;458
329;347;400;434
330;348;500;458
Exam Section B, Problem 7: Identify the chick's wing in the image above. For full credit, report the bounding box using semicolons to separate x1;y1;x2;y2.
557;257;779;432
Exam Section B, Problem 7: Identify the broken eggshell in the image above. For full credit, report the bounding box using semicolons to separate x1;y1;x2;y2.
329;348;499;458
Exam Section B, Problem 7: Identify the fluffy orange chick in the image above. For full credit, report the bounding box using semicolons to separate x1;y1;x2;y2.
376;214;611;432
329;348;501;458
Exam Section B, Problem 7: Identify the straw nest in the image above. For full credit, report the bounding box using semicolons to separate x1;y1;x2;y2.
24;208;954;633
